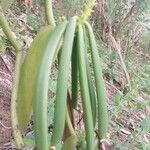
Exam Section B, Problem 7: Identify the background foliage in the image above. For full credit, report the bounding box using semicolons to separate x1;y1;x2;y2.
0;0;150;149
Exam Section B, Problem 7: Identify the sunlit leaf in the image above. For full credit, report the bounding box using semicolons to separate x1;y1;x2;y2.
17;26;54;129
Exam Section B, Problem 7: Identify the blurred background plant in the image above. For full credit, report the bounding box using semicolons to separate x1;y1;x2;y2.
0;0;150;149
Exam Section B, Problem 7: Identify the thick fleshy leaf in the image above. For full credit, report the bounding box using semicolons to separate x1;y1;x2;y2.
17;26;54;129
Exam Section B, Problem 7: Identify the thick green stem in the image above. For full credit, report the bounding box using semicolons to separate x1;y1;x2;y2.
44;0;56;26
0;6;21;52
66;110;77;139
0;6;24;148
11;51;24;149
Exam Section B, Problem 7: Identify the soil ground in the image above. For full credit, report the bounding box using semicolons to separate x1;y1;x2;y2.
0;49;14;149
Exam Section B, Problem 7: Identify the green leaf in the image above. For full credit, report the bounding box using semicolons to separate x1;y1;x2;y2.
23;134;35;148
17;26;54;129
113;92;122;106
0;0;14;11
62;136;77;150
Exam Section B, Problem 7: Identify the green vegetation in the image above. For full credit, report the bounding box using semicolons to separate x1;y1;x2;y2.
0;0;150;149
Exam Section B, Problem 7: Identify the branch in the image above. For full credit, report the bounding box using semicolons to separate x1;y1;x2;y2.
10;51;24;149
0;6;21;52
105;80;123;95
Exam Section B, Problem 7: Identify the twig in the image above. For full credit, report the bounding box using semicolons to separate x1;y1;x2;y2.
132;49;150;58
110;35;131;89
105;80;123;95
122;5;135;23
77;115;83;126
0;121;11;129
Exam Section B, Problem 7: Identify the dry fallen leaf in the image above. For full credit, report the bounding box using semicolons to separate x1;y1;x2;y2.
120;128;131;135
